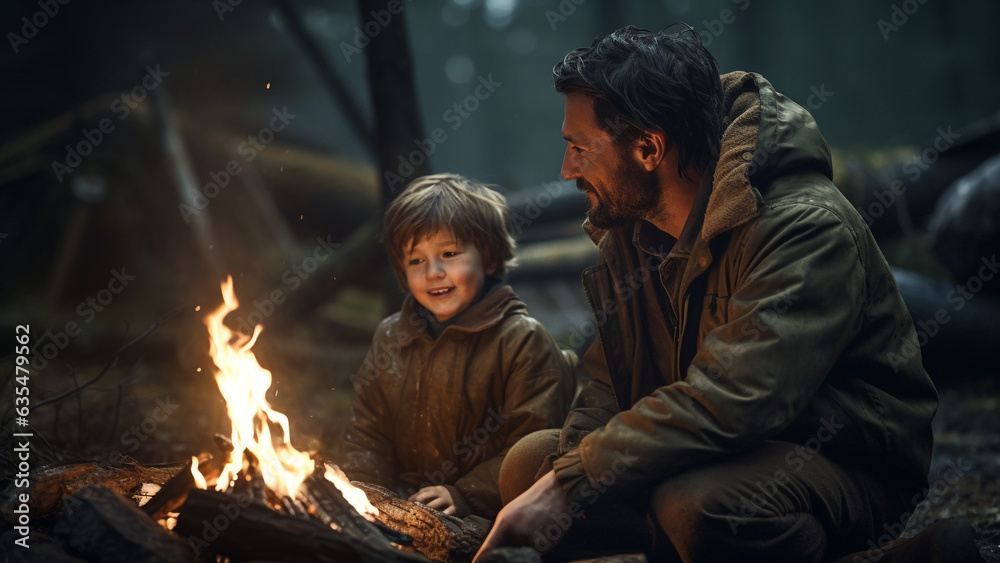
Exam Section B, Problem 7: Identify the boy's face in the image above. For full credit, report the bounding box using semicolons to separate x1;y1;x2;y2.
405;229;494;322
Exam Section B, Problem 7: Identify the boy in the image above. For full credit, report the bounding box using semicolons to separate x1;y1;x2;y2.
339;173;576;519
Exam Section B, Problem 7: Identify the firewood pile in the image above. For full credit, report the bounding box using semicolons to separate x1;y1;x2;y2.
1;451;489;563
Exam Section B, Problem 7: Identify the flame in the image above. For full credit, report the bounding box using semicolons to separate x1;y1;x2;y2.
191;456;207;490
198;276;377;519
203;276;314;498
325;463;378;521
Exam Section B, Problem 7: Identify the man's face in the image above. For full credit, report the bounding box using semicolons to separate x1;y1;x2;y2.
560;91;659;229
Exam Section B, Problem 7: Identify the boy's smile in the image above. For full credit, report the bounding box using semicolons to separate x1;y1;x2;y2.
405;229;494;322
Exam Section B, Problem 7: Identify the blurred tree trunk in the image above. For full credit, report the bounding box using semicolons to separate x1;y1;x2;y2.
359;0;432;202
359;0;430;310
273;0;373;152
271;0;428;318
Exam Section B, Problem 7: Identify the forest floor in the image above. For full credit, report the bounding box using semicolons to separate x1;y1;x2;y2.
904;376;1000;561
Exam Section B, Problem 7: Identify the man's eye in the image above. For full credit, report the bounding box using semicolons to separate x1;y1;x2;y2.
571;145;585;153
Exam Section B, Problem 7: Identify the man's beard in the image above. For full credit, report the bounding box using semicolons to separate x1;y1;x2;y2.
579;159;659;229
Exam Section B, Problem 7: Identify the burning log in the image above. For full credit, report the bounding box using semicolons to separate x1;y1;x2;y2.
53;485;195;562
141;455;221;521
299;470;399;550
357;482;489;563
174;488;426;563
3;461;180;518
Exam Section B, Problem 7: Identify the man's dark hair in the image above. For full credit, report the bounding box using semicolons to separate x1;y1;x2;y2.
553;25;725;180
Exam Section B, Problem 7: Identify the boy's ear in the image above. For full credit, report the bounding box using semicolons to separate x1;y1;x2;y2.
485;259;498;276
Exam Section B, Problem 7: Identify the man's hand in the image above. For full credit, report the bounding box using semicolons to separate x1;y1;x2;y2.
473;470;572;561
409;486;457;515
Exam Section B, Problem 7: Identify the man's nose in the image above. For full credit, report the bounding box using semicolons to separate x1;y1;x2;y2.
561;146;582;180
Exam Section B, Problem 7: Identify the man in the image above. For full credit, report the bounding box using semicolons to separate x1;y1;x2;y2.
474;25;976;562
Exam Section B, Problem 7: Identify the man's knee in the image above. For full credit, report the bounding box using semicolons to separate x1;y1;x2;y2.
650;469;769;543
651;472;716;532
649;467;829;562
499;429;560;504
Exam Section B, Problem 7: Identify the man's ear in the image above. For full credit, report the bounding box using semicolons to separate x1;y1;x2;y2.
636;130;671;172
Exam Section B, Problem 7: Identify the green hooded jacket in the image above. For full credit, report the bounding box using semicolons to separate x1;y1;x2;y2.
551;72;938;506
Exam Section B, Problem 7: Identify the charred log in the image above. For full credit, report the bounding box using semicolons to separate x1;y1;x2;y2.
142;455;221;521
53;485;195;563
173;488;424;563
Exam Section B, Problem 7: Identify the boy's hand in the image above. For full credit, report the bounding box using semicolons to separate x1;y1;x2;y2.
409;486;457;515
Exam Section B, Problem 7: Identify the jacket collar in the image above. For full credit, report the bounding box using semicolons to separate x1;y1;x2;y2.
396;283;526;343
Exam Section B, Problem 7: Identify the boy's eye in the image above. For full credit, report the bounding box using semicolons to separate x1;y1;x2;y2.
443;251;459;258
408;258;422;266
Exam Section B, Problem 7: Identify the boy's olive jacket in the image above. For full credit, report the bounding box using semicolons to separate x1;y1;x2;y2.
551;72;939;504
341;285;576;519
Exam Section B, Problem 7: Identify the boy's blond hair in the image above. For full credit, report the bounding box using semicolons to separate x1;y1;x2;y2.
383;173;516;288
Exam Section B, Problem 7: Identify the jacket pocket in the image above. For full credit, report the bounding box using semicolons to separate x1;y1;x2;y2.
697;293;730;348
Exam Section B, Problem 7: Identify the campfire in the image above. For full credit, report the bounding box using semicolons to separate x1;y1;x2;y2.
7;277;487;563
192;275;378;520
